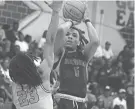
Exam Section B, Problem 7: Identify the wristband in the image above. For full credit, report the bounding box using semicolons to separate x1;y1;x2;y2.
84;19;90;24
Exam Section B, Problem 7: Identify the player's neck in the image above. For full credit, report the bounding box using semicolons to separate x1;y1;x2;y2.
66;47;76;53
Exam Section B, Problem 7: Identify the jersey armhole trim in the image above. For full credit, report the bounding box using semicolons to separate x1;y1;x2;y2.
40;85;51;93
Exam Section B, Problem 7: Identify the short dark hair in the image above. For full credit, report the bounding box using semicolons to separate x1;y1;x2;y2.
24;35;32;43
9;53;42;88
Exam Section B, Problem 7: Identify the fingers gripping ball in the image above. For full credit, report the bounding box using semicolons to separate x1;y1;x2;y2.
63;1;86;22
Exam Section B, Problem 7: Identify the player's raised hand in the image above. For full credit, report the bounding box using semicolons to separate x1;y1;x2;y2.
45;1;63;13
83;3;90;21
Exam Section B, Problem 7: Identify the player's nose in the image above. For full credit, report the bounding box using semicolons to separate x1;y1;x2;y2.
68;35;73;40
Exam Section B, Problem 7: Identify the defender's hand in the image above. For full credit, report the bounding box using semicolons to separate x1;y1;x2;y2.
83;3;90;22
45;1;63;13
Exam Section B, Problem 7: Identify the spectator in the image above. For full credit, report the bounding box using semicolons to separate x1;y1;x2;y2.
94;45;103;58
118;45;134;74
86;83;97;109
89;82;100;96
91;103;99;109
28;40;38;54
91;99;105;109
33;48;42;67
104;59;113;75
0;86;12;109
97;63;109;91
0;38;11;59
0;25;6;41
0;88;7;107
108;60;126;92
0;45;4;60
91;57;105;83
0;57;11;81
15;31;29;52
24;34;32;45
103;41;114;60
126;68;134;109
28;40;43;66
98;86;114;109
5;21;19;43
113;89;127;109
9;45;20;58
2;38;11;56
38;30;47;48
117;45;129;62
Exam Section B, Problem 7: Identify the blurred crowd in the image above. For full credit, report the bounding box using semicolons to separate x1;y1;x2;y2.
0;21;134;109
0;21;46;109
85;41;134;109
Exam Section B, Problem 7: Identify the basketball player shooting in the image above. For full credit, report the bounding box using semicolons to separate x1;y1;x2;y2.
8;1;63;109
53;2;99;109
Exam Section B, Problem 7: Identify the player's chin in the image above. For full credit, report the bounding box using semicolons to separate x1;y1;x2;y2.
64;44;73;48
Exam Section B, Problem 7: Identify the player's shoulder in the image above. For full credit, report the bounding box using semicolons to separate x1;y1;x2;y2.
39;58;51;72
11;82;21;90
11;81;15;87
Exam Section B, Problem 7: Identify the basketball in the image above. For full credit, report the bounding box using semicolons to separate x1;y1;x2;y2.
63;1;86;22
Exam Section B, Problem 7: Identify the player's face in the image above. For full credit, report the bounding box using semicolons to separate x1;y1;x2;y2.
64;29;80;50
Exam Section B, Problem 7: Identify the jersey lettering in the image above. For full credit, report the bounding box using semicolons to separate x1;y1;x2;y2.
17;90;29;107
64;58;86;66
17;88;39;107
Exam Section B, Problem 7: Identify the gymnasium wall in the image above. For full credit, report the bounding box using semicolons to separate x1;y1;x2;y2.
0;1;33;26
0;1;134;55
94;1;134;54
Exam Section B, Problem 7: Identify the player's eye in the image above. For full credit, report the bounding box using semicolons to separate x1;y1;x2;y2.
66;32;70;36
72;33;77;37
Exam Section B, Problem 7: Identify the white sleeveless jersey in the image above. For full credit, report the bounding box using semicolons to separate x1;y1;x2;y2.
12;82;53;109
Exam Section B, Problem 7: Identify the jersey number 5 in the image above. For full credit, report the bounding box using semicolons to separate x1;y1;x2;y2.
17;88;39;107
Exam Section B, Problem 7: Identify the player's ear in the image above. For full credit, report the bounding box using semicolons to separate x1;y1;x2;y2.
77;41;80;46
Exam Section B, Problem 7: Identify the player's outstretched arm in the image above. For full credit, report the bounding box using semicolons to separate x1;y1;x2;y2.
83;5;99;62
45;1;63;45
39;1;63;73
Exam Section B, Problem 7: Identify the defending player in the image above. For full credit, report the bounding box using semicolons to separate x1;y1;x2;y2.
9;1;63;109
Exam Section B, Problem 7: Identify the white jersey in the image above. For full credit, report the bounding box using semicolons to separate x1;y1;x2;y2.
12;82;53;109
